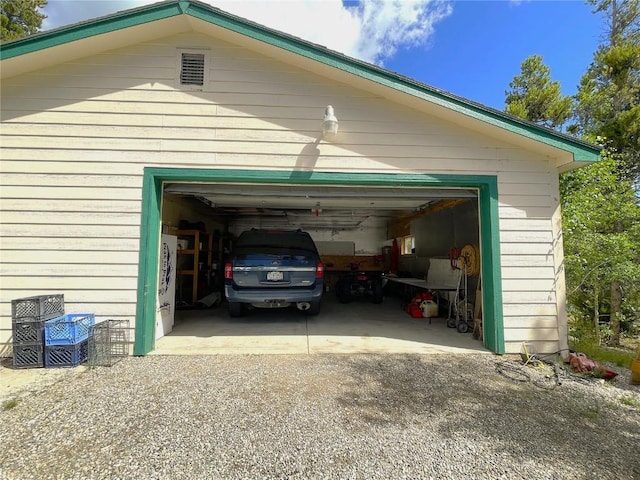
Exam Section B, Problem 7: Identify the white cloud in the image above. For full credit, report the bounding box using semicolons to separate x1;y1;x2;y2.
41;0;453;64
216;1;362;56
349;0;453;64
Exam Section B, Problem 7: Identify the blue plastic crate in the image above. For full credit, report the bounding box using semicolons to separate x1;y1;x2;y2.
13;344;44;369
45;313;95;346
12;294;64;321
44;340;88;368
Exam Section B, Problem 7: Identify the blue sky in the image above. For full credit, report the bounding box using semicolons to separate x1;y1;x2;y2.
41;0;604;111
393;1;604;110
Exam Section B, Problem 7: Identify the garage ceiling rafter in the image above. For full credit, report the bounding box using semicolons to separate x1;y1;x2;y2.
163;182;479;228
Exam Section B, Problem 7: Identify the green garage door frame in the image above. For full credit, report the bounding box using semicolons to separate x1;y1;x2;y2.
134;167;504;355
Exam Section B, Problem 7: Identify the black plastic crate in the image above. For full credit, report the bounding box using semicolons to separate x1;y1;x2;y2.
88;320;130;367
13;344;44;369
12;319;45;345
12;294;64;321
44;340;88;368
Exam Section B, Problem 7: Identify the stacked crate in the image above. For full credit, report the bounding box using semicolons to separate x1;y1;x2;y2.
88;319;131;367
44;313;95;367
11;294;65;368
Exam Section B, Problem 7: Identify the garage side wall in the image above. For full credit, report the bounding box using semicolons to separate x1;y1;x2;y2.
1;32;564;353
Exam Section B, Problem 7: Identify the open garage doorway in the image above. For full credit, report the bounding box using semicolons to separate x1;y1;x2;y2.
134;168;504;355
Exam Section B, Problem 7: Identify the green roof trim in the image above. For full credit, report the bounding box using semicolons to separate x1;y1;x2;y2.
0;1;184;58
1;0;600;162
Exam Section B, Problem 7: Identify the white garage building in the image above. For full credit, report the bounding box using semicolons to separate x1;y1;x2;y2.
0;0;600;357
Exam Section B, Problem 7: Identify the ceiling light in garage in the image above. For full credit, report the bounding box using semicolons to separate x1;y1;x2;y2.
322;105;339;138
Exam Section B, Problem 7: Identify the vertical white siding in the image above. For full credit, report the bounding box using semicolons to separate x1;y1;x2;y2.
1;33;566;353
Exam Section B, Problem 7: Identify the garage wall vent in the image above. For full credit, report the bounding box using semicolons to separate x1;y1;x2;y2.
180;53;205;85
176;49;209;89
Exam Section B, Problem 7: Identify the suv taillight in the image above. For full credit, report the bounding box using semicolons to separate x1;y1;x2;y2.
316;262;324;279
224;262;233;279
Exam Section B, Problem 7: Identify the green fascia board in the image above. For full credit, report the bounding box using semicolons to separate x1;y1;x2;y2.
134;167;505;355
2;0;599;164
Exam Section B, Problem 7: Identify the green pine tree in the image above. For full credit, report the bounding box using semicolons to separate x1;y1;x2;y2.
567;0;640;346
505;55;572;130
504;1;640;347
571;0;640;181
1;0;47;42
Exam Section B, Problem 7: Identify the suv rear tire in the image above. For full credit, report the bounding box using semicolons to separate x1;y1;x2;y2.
306;301;321;316
228;302;246;318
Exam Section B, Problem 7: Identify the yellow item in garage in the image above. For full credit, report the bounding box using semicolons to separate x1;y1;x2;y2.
459;244;480;276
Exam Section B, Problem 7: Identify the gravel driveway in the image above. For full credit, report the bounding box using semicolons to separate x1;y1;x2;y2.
1;354;639;480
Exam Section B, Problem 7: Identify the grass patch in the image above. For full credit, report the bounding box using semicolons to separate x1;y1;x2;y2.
583;402;601;420
569;339;635;368
620;396;640;408
2;399;19;411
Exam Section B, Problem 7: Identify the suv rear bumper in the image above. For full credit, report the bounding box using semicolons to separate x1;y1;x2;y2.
225;284;323;304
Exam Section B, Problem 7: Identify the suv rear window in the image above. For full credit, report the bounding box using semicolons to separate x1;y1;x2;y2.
233;229;320;257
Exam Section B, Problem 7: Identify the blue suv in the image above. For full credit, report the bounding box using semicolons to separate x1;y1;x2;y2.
224;229;324;317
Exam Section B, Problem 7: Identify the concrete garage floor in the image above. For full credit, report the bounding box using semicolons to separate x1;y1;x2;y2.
152;295;488;355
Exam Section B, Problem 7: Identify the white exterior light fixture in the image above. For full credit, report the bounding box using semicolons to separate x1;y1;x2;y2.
322;105;339;138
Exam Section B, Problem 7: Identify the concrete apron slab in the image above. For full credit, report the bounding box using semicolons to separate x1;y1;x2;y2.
152;296;488;355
